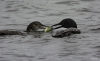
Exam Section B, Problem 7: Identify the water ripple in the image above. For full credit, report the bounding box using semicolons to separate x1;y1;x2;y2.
6;9;19;12
76;8;92;12
90;28;100;33
80;0;95;1
46;12;67;16
3;53;34;58
1;17;10;19
76;8;100;13
55;1;79;5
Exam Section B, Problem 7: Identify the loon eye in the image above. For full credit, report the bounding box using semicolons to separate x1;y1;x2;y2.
35;23;38;25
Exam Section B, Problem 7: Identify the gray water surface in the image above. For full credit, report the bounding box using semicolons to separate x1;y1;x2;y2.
0;0;100;61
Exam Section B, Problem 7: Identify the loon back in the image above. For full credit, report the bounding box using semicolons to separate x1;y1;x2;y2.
52;28;81;38
0;30;23;35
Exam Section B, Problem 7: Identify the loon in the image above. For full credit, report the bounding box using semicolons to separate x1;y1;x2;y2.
51;18;81;37
0;21;47;35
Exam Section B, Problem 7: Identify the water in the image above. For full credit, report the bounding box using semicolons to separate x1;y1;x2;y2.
0;0;100;61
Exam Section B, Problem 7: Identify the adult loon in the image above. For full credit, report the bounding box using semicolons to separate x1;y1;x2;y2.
51;18;81;37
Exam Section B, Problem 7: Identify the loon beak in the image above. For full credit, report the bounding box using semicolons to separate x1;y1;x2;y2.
52;23;59;26
40;25;48;29
52;23;62;29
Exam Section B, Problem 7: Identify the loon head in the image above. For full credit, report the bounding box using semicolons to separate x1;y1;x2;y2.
52;18;77;29
26;21;47;32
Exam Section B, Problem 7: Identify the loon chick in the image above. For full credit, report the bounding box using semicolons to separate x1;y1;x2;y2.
52;18;77;29
0;21;47;35
26;21;47;32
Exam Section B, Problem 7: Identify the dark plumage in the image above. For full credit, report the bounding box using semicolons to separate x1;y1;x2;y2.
0;30;23;35
26;21;47;32
0;21;47;35
51;18;80;38
52;28;81;38
52;18;77;29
